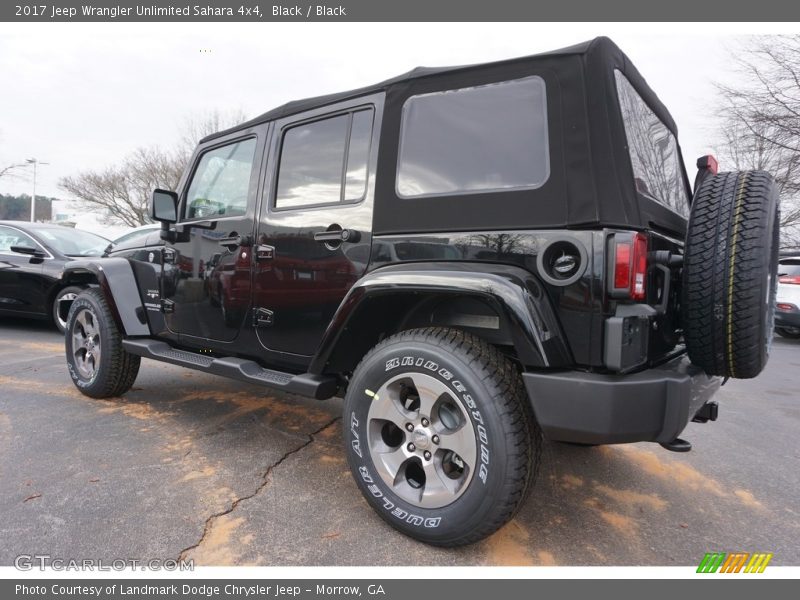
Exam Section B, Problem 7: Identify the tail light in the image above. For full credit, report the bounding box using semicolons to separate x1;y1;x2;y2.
779;275;800;285
777;303;798;312
609;232;648;301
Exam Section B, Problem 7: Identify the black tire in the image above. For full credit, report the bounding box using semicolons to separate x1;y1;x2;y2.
682;171;779;379
776;327;800;339
65;288;141;398
343;327;539;547
51;286;85;334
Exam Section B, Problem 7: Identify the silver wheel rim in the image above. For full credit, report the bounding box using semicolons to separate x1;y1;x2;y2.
56;292;78;330
366;372;477;509
71;308;101;380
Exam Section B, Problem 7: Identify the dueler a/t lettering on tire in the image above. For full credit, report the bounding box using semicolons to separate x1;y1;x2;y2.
343;327;539;546
682;170;780;379
65;288;141;398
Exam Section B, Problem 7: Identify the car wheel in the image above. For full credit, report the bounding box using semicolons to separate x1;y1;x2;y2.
776;327;800;339
682;170;780;379
65;288;141;398
343;327;539;546
52;286;84;334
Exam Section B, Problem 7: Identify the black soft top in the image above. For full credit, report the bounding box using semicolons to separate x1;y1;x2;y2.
204;37;677;142
204;37;689;236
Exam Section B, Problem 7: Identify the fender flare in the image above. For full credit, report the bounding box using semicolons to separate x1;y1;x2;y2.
61;258;150;336
310;262;573;374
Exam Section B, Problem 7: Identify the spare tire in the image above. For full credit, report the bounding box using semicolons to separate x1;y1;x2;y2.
682;171;779;379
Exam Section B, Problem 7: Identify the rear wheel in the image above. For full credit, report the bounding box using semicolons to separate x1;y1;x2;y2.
682;171;779;379
65;288;140;398
343;327;539;546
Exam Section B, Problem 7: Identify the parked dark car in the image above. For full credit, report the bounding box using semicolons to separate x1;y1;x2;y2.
60;37;779;546
0;221;108;332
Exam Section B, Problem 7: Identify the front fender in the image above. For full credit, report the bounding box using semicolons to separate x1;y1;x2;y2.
62;258;150;336
310;262;572;374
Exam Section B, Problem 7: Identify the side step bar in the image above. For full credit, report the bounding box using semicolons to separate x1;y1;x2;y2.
122;339;339;400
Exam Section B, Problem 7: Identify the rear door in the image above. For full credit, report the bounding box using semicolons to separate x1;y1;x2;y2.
614;70;690;359
252;94;384;355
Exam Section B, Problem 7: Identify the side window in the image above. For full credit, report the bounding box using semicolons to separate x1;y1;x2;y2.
275;108;374;209
614;70;690;217
0;226;38;254
185;138;257;220
396;76;550;198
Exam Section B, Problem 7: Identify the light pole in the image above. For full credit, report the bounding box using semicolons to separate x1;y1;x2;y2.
25;158;49;222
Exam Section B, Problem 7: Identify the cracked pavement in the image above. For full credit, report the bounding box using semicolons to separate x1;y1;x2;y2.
0;316;798;566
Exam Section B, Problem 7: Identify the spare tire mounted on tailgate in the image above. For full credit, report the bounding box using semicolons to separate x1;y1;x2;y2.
682;170;780;379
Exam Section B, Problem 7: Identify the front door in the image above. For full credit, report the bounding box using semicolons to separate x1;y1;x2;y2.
162;130;264;344
253;94;384;356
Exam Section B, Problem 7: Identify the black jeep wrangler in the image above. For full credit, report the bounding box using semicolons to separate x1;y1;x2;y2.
61;37;779;547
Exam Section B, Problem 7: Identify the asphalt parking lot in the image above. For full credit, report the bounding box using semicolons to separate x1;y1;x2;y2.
0;317;798;567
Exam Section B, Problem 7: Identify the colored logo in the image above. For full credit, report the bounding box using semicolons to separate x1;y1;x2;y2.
697;552;773;573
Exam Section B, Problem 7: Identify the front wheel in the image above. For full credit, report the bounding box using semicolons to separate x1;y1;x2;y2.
65;288;141;398
343;327;539;547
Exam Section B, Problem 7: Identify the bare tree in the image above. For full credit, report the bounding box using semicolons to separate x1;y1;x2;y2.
59;146;183;227
178;108;248;165
58;110;247;227
716;35;800;248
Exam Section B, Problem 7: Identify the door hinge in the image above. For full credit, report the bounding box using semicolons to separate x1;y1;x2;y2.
160;299;175;314
255;244;275;261
252;307;274;327
162;248;176;264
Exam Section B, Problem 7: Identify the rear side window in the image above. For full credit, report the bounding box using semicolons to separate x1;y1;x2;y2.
275;108;374;209
615;70;690;217
396;76;550;198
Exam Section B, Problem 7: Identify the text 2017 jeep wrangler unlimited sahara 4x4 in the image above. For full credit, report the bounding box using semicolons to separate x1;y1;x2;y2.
60;37;779;547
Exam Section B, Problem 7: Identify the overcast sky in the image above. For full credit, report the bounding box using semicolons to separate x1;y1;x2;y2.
0;22;782;202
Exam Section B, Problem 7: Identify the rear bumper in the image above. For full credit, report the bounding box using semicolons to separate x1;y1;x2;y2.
775;309;800;328
522;355;721;445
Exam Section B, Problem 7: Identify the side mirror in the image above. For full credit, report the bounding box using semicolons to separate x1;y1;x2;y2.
10;245;46;258
151;189;178;224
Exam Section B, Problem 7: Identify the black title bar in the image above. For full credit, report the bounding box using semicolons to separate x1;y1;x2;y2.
2;0;800;21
